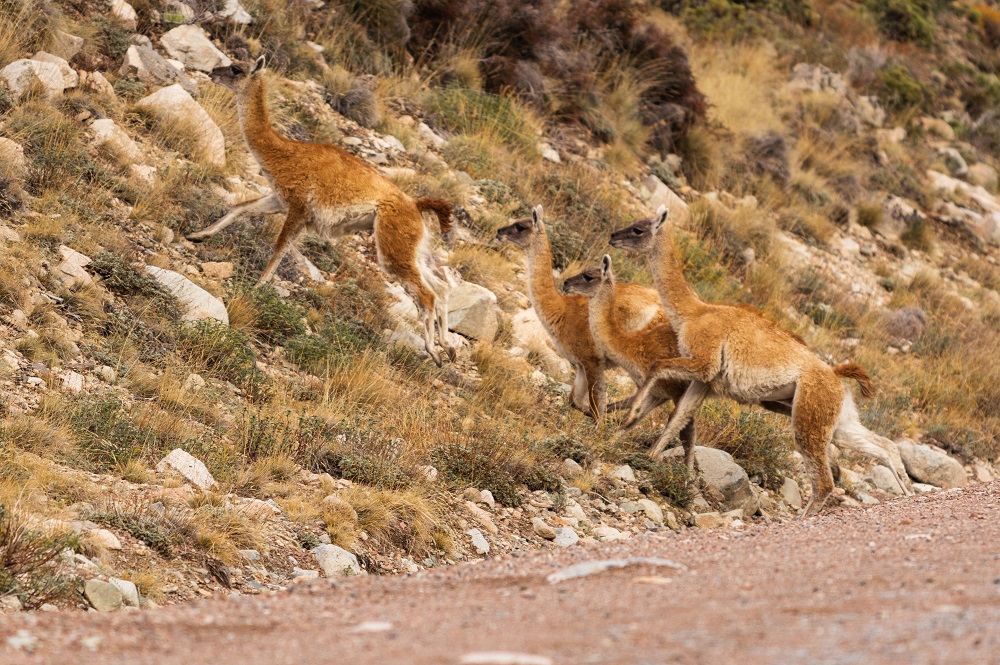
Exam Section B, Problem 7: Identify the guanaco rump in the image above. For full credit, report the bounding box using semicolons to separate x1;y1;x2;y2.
610;204;912;516
495;205;664;417
188;57;458;365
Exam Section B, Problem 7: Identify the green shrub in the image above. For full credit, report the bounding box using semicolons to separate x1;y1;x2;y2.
422;84;539;153
311;419;410;490
432;439;527;507
89;253;165;298
92;15;133;58
0;505;78;609
877;65;930;113
866;0;936;46
113;75;147;101
627;454;695;507
89;505;182;558
176;320;268;398
70;396;158;470
229;280;306;345
900;216;936;252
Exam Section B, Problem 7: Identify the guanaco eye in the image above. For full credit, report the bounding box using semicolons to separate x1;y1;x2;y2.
632;227;643;235
584;275;594;282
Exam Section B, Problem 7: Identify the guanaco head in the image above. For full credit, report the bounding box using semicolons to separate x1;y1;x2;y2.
563;255;615;297
609;204;668;254
495;204;544;249
210;55;266;91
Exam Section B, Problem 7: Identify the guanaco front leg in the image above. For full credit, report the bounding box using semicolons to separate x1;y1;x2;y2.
623;356;714;429
649;380;711;459
186;193;286;242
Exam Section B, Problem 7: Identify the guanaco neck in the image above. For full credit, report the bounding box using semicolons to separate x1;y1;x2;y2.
236;75;286;160
592;280;623;340
525;231;567;323
648;229;701;328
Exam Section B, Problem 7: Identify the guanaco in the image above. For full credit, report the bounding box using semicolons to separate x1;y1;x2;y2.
495;205;664;417
610;205;912;516
564;255;799;466
188;57;457;365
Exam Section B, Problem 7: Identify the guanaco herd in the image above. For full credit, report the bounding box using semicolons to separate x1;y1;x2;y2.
189;58;912;518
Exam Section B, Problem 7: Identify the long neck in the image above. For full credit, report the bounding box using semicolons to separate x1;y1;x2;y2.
237;76;285;157
592;282;623;338
524;233;566;317
648;230;701;326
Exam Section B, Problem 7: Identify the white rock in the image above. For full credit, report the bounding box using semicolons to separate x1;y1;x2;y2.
592;525;628;542
31;52;78;88
867;464;905;495
62;371;85;393
897;440;968;489
855;95;885;127
130;164;158;186
609;465;636;483
641;175;689;219
417;122;447;148
155;448;217;490
878;195;926;240
0;596;23;613
79;70;115;96
108;578;139;607
967;163;998;189
0;59;66;99
510;307;572;380
135;84;225;166
448;282;500;341
552;527;578;548
538;142;560;163
160;25;233;72
479;489;496;510
217;0;254;23
110;0;138;29
90;119;144;166
466;528;489;554
636;499;664;524
120;44;195;93
84;579;122;612
55;245;93;288
0;138;26;179
312;544;362;577
937;146;968;177
561;458;583;477
145;265;229;323
788;63;847;95
85;528;122;551
780;477;802;509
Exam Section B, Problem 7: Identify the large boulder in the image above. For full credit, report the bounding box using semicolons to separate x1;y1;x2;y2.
510;307;571;379
216;0;253;24
160;25;233;73
0;59;65;100
155;448;217;490
135;85;225;166
664;446;759;516
51;30;84;60
84;580;122;612
897;440;968;489
120;43;197;95
447;282;499;341
55;245;94;288
110;0;138;30
640;175;689;221
145;266;229;323
79;70;115;96
90;119;144;166
30;52;78;89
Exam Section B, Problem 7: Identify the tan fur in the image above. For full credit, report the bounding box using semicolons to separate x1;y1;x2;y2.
832;362;874;400
495;206;663;418
611;205;913;516
564;257;696;456
187;59;457;365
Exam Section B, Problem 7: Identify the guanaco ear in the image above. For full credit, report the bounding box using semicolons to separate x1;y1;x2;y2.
652;204;668;232
251;55;266;75
531;204;543;229
601;254;612;278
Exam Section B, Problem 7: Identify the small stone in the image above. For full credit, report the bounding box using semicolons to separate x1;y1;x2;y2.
867;465;904;495
780;477;802;509
418;465;438;482
30;52;78;88
56;245;93;288
79;70;115;96
182;373;206;392
108;578;139;607
592;525;628;541
155;448;217;490
691;512;726;529
561;458;583;477
479;490;496;510
897;440;968;489
85;579;123;612
160;25;233;72
609;465;636;483
538;142;560;163
110;0;138;29
464;501;498;534
342;137;363;147
636;499;664;524
291;568;320;580
417;122;446;148
466;528;489;554
84;529;122;551
145;266;229;323
135;85;225;166
463;487;482;502
96;366;117;384
0;596;23;613
552;527;578;548
531;517;556;540
239;549;261;562
62;371;84;393
619;501;639;515
0;59;65;100
664;511;680;530
312;544;362;577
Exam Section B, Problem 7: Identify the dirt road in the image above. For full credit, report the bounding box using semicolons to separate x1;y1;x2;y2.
3;483;999;664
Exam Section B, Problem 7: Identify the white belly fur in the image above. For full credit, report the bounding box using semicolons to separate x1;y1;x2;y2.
309;202;378;238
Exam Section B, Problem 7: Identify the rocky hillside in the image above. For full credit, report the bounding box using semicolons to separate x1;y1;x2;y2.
0;0;998;614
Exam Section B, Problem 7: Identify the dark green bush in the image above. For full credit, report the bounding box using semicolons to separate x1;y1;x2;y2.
0;505;78;609
175;320;268;398
89;253;165;298
866;0;936;46
877;65;931;113
70;396;158;470
229;280;307;345
432;440;525;507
